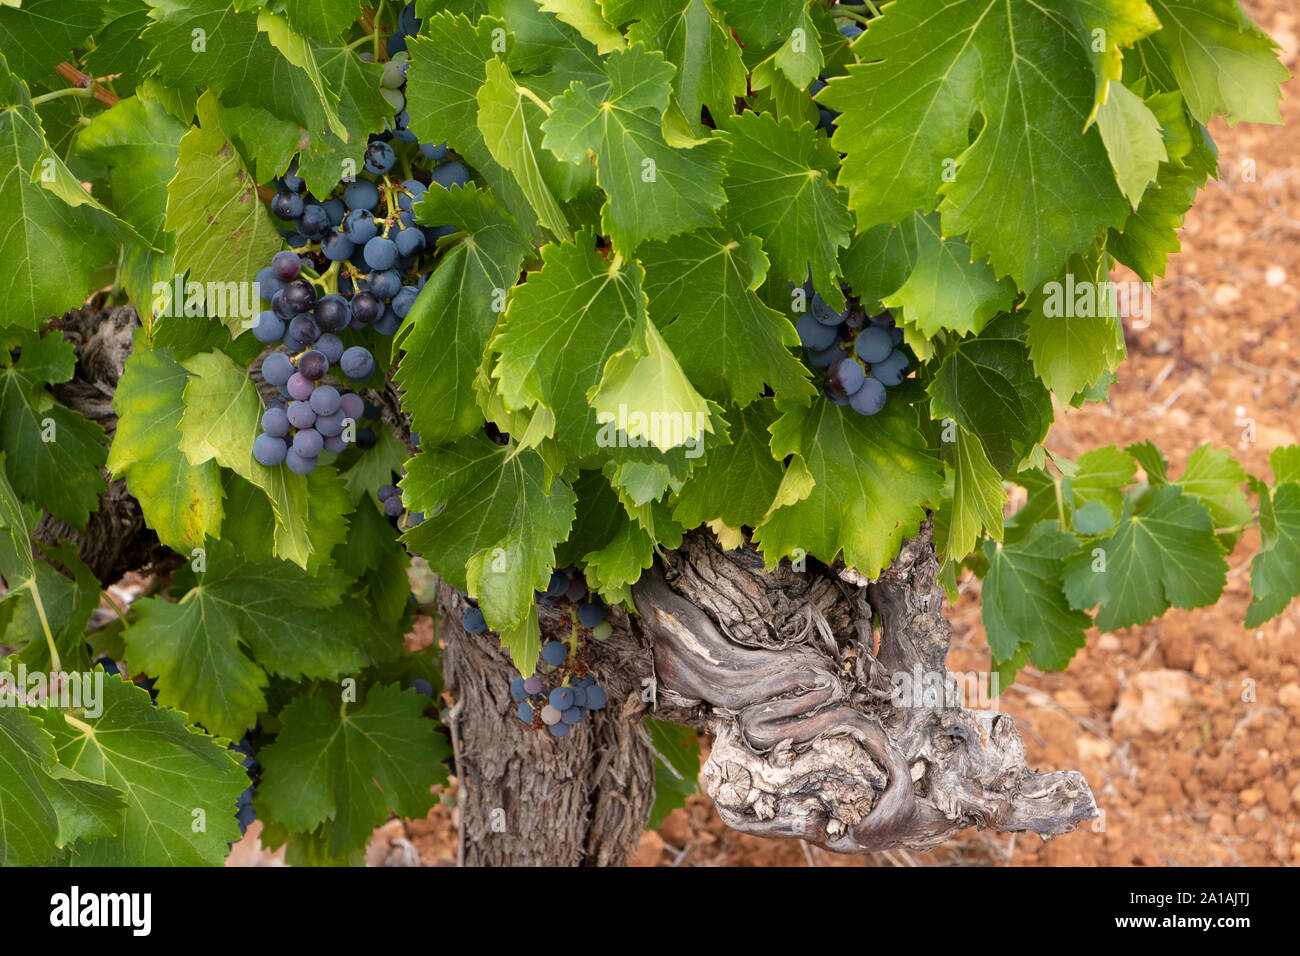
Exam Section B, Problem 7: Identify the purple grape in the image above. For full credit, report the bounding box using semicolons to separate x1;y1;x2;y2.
323;434;348;453
523;675;542;695
462;607;487;634
292;429;324;458
561;706;585;725
431;161;470;189
253;434;287;466
510;676;528;701
378;484;398;501
585;686;607;711
316;333;344;364
252;310;285;343
364;236;398;271
577;602;605;627
262;352;294;387
285;448;317;474
545;571;568;596
339;392;365;421
283;280;317;313
340;347;375;381
872;349;910;386
855;326;893;364
272;250;301;281
849;377;887;415
549;687;574;710
548;721;571;738
286;401;316;430
315;411;344;437
383;495;404;517
350;291;381;325
517;701;534;723
271;191;303;220
541;641;567;667
288;314;320;346
309;384;340;415
797;314;836;350
298;350;329;381
565;578;587;601
287;372;314;401
342;208;379;243
321;231;355;262
392;285;419;318
261;406;290;438
828;358;866;396
344;179;380;211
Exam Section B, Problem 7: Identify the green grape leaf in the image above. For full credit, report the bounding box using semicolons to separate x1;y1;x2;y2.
256;685;450;859
476;57;570;238
755;397;943;577
143;0;337;134
1269;445;1300;485
492;231;644;457
41;677;247;866
839;221;919;308
4;540;99;672
717;110;851;308
539;0;624;53
881;213;1017;338
1244;482;1300;628
1094;81;1168;208
0;329;107;527
771;4;822;89
108;333;223;552
1126;438;1169;484
397;186;534;448
612;0;747;137
1070;444;1137;518
0;55;125;330
0;0;103;86
1063;484;1227;631
714;0;802;45
1144;0;1287;125
821;0;1130;288
644;717;699;830
542;44;727;252
282;0;364;40
402;434;576;631
673;401;783;530
981;521;1091;673
178;348;352;570
640;229;813;407
0;707;62;865
124;538;372;738
166;93;283;337
1108;160;1204;281
405;15;541;236
928;336;1028;474
1173;444;1249;530
590;318;713;451
943;427;1005;562
1025;254;1127;398
497;603;542;677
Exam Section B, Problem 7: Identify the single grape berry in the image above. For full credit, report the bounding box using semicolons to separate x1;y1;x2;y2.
578;602;605;627
340;346;376;381
591;621;612;641
252;311;285;343
828;357;866;396
286;372;315;402
289;315;321;346
364;236;398;271
339;392;365;422
796;313;837;351
253;434;287;466
540;705;563;726
541;641;568;667
545;571;569;597
283;279;317;313
272;250;302;281
383;495;404;517
261;406;290;438
315;411;345;437
523;675;543;695
285;448;317;475
262;352;294;387
292;429;324;458
549;687;574;710
510;677;528;701
350;291;382;325
309;385;340;415
364;141;396;174
548;721;572;738
321;231;355;262
369;269;402;300
286;401;316;430
411;679;434;698
296;204;330;239
585;686;607;711
342;207;379;243
344;179;380;211
431;161;470;189
517;701;535;723
298;350;329;381
462;607;487;634
855;326;893;364
271;191;303;220
561;707;585;725
872;350;910;386
377;484;399;501
356;427;377;450
849;377;887;415
565;577;587;601
316;333;344;364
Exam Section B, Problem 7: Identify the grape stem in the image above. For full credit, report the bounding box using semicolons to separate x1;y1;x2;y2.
516;85;553;115
30;85;95;106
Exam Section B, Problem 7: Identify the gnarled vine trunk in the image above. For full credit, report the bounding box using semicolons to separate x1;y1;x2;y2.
54;305;1096;866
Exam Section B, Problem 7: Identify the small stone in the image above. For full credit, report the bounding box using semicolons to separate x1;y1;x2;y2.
1111;669;1193;735
1213;284;1241;306
1265;265;1286;287
1239;787;1263;806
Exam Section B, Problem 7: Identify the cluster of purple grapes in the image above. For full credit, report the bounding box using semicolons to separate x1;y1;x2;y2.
795;283;910;415
511;641;608;739
230;728;260;837
254;346;372;472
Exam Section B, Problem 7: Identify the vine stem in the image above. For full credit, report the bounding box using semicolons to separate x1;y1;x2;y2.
23;579;62;674
63;713;95;734
517;85;552;115
30;86;94;106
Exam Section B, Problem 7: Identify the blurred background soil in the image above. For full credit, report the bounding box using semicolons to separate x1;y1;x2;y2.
229;0;1299;868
